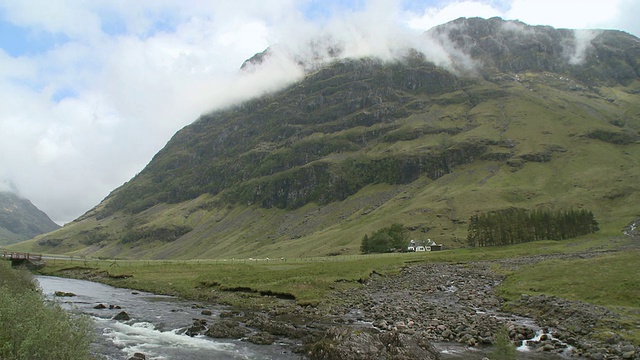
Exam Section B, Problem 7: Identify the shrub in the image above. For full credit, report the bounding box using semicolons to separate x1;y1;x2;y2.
0;263;94;359
360;223;408;254
490;325;517;360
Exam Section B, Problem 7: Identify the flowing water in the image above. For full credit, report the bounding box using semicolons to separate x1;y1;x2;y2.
37;276;569;359
36;276;302;360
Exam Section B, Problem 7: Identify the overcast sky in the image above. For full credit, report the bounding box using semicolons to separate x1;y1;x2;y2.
1;0;638;225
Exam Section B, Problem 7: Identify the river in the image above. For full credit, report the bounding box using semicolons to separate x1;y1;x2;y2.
36;276;302;360
37;276;569;360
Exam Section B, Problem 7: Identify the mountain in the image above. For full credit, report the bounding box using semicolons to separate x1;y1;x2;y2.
26;17;640;259
0;192;61;246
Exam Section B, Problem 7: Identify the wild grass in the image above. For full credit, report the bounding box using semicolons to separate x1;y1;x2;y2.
0;262;94;360
499;250;640;307
497;245;640;343
38;234;634;306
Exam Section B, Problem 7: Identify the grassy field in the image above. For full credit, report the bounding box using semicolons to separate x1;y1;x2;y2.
37;233;638;306
496;243;640;344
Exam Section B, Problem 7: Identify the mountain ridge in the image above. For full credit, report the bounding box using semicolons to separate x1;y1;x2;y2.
0;192;60;246
22;17;640;259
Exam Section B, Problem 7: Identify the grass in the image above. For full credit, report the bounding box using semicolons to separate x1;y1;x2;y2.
496;245;640;344
0;262;94;359
36;234;635;300
498;250;640;308
38;253;411;306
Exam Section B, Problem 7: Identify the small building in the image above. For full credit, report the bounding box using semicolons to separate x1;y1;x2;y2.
407;239;444;252
407;239;416;252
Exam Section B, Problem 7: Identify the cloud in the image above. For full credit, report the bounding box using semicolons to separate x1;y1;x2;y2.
0;0;638;225
0;179;18;193
506;0;620;31
407;1;502;31
0;1;308;224
564;29;600;65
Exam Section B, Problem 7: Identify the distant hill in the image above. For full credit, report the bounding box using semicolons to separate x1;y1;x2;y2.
24;17;640;259
0;192;60;246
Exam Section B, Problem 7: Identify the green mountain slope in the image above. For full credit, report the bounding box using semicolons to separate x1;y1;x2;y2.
23;17;640;259
0;192;60;246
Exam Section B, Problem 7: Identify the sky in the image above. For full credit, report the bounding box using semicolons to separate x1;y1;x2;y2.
0;0;638;225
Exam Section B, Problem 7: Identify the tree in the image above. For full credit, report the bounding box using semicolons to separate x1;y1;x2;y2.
360;223;408;254
467;208;598;247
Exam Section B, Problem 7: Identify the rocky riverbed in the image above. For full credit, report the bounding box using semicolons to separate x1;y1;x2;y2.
179;251;638;360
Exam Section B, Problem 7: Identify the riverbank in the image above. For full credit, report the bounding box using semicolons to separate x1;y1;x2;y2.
37;234;640;359
0;263;93;359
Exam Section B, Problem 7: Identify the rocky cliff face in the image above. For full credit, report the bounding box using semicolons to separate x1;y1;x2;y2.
428;17;640;85
29;17;640;259
0;192;60;245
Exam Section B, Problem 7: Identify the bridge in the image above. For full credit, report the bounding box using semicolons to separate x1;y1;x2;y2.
2;252;44;269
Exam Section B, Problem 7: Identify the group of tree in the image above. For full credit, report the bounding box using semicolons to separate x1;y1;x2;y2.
467;207;599;247
360;223;408;254
0;262;93;359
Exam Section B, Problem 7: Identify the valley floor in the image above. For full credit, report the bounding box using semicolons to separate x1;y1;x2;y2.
38;235;640;359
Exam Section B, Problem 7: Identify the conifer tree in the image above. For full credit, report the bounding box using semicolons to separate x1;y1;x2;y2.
467;208;598;247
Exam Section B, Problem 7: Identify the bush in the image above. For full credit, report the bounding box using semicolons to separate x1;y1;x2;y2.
0;263;94;359
490;325;517;360
360;223;408;254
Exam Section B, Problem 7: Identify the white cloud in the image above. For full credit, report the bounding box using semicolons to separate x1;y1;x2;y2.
506;0;620;30
564;29;600;65
0;0;637;224
407;1;502;31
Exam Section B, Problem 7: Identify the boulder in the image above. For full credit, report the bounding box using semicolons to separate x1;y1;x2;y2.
306;327;440;360
245;314;310;339
246;331;276;345
113;311;131;321
186;320;208;337
94;303;107;309
54;291;76;297
205;320;248;339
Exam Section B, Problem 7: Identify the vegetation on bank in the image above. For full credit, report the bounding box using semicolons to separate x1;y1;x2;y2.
491;325;518;360
0;262;93;360
497;248;640;343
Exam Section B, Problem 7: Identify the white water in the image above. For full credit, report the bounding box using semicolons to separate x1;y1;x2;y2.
517;329;545;352
516;329;576;356
36;276;301;360
99;320;245;359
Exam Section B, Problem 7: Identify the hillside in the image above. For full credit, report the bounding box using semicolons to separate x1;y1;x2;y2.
21;17;640;259
0;192;60;246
